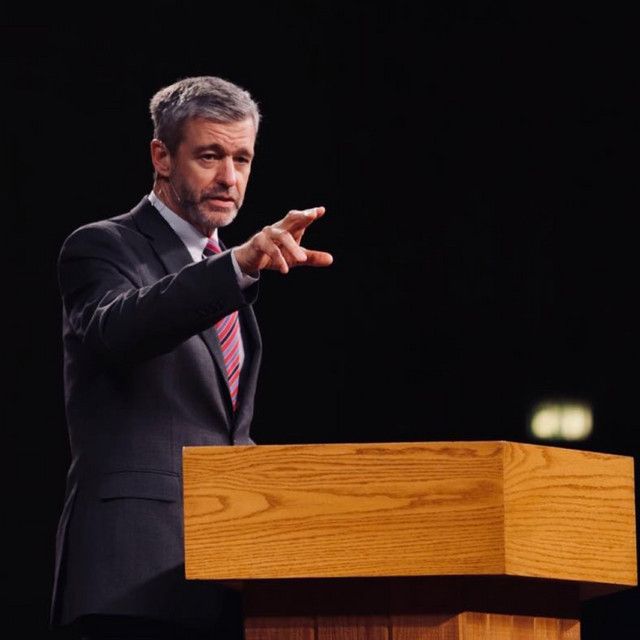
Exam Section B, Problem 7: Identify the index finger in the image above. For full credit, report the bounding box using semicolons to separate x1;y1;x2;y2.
279;206;326;233
299;206;325;217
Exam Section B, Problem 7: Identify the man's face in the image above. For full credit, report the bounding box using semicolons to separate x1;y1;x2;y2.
167;116;256;235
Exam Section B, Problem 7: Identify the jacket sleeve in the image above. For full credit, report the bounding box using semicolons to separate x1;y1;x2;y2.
58;222;259;364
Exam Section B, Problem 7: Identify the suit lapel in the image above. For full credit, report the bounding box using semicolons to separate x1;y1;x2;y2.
200;327;230;401
132;199;232;413
132;198;193;275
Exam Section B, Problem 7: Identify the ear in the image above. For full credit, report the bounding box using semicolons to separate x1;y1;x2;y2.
150;139;172;177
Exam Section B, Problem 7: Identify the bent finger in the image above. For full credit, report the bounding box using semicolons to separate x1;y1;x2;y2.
252;234;290;273
276;231;308;263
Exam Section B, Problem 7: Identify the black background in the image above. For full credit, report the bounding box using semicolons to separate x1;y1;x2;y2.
3;1;638;636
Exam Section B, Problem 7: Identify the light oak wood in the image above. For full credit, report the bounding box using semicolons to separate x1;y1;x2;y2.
455;612;579;640
183;441;635;639
503;442;636;585
184;441;504;578
183;441;636;589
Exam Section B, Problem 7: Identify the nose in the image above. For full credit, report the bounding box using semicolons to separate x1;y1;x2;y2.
216;156;237;188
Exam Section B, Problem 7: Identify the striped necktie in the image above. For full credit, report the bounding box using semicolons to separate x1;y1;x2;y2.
203;238;241;412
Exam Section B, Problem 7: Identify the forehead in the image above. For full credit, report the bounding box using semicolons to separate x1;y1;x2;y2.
180;117;256;152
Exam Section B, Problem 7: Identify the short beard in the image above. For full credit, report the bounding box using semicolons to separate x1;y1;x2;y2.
170;178;239;236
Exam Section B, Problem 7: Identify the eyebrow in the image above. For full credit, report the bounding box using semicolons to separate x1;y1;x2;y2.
194;143;254;158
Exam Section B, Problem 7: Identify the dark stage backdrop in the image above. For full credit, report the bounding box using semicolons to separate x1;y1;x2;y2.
3;2;638;637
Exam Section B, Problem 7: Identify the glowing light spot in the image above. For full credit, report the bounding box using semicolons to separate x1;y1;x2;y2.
529;400;593;441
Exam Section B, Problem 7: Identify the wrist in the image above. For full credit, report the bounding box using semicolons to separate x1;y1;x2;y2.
232;247;259;278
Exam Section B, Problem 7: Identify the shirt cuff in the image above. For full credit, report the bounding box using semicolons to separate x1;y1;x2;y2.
230;249;259;290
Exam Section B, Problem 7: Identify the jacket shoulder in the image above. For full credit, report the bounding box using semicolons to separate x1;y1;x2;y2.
59;197;152;258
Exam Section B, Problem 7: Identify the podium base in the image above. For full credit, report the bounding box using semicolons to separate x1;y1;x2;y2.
242;576;581;640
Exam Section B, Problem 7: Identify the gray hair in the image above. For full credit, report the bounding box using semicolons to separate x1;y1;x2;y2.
149;76;261;153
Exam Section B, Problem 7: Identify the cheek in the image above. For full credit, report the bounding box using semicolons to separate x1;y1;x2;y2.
238;171;251;191
178;163;209;187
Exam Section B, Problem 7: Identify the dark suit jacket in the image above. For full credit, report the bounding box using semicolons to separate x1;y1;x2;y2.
50;197;262;631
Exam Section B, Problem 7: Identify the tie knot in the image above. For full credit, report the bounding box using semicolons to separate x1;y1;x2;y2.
204;237;221;257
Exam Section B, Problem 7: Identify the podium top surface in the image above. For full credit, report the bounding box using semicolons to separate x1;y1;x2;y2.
183;440;637;590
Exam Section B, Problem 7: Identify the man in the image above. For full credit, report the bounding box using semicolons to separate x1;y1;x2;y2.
50;76;332;639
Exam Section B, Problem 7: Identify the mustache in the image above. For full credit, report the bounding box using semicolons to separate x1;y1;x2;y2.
201;189;237;202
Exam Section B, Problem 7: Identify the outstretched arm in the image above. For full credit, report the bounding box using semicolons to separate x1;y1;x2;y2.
59;223;255;364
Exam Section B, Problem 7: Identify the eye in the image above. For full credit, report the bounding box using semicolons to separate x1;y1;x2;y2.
235;156;251;165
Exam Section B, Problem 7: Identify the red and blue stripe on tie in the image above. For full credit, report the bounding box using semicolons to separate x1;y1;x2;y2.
203;238;241;412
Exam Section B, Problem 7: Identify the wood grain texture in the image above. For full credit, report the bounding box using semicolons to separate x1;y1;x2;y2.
458;612;580;640
244;613;579;640
503;442;637;585
391;614;460;640
458;612;489;640
507;615;535;640
559;619;581;640
316;615;388;639
183;441;637;590
244;616;314;640
184;442;505;579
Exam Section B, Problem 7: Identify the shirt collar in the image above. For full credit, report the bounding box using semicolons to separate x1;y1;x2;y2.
148;190;218;262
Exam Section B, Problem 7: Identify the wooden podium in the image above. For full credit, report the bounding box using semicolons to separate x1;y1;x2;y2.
183;441;637;639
